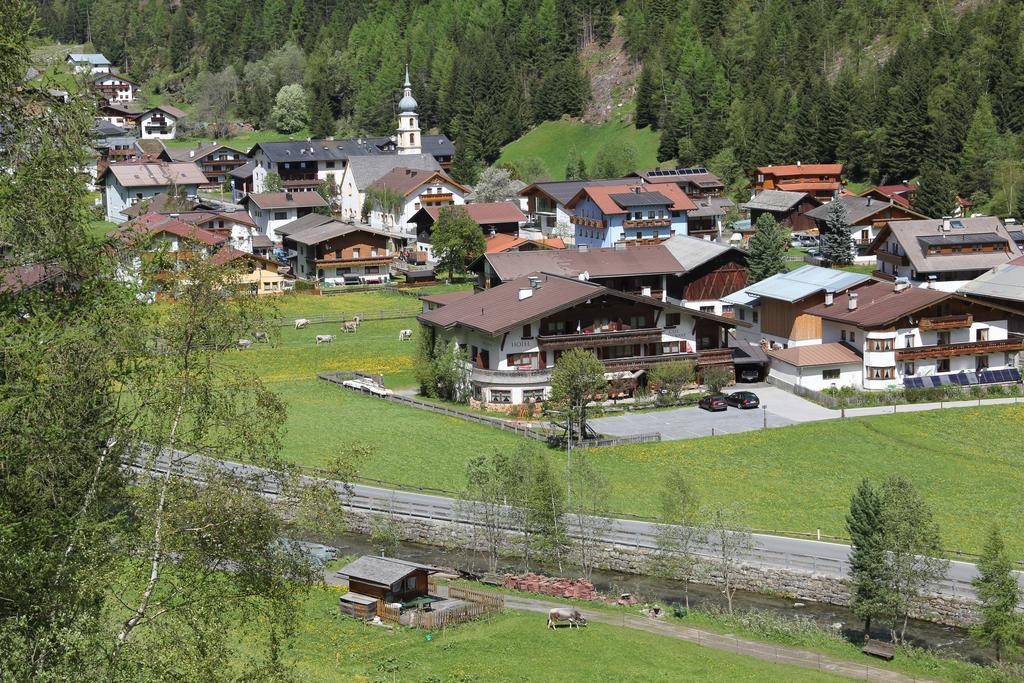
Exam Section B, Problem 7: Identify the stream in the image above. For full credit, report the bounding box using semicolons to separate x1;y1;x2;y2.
318;531;995;665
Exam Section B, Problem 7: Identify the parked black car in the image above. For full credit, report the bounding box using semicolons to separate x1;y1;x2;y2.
725;391;760;409
738;368;761;383
698;394;727;412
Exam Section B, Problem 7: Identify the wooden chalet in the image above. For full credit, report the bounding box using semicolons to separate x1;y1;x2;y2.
741;190;822;232
337;556;438;607
753;163;844;201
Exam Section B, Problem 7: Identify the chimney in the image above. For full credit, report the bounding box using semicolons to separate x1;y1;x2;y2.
797;160;802;167
518;287;533;301
189;150;195;158
528;276;541;289
942;216;952;231
824;291;834;306
866;196;872;207
847;292;858;311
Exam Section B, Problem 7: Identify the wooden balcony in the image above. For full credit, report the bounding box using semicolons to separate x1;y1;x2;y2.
420;193;453;204
627;288;664;300
623;218;672;229
315;256;393;268
570;215;607;228
537;327;662;351
918;314;973;331
875;250;908;267
602;352;698;372
895;337;1024;361
696;347;735;367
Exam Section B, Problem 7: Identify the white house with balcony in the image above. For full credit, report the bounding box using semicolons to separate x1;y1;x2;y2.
417;272;742;408
789;279;1024;391
365;168;467;232
564;183;695;248
138;105;187;140
245;192;328;243
66;52;111;74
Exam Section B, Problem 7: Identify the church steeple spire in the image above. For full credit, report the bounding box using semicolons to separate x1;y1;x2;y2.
397;64;421;155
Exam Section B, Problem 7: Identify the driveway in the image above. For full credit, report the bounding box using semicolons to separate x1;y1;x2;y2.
590;386;836;440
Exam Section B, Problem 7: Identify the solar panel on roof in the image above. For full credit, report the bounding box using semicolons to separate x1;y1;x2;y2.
904;377;925;388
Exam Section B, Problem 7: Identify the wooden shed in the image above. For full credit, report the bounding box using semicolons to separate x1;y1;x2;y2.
337;556;439;605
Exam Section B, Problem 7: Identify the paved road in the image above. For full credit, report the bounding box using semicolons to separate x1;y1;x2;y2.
591;385;1024;441
132;448;1024;605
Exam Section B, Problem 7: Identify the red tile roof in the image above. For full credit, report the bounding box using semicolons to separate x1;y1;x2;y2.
767;342;862;367
104;162;207;188
756;164;844;177
484;234;565;253
565;183;697;214
116;214;226;246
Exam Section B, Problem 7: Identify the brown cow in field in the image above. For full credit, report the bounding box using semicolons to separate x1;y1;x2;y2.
547;607;586;629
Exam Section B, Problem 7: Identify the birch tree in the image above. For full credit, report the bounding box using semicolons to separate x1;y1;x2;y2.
649;470;708;611
708;506;755;615
567;452;611;581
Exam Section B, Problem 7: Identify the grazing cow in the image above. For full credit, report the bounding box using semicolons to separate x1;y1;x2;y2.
352;315;362;326
341;321;358;333
547;607;586;629
398;329;412;341
315;334;336;345
294;318;310;329
254;331;269;343
237;339;254;349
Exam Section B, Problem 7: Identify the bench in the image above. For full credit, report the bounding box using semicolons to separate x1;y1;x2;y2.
862;638;896;660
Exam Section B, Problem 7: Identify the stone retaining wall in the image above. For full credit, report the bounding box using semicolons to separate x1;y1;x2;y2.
344;507;980;628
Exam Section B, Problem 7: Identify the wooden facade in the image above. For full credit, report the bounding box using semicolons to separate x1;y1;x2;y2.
749;200;819;232
759;295;826;341
348;568;430;604
672;252;748;302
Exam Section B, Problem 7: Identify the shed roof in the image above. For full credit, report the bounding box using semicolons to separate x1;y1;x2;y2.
337;556;439;586
957;263;1024;305
723;265;870;306
230;160;256;179
767;342;862;367
804;281;949;327
283;219;397;247
247;192;328;210
144;104;187;119
104;162;207;188
631;167;724;189
518;178;634;206
687;196;734;218
741;190;814;213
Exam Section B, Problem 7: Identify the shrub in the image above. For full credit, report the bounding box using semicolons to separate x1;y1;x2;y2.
700;365;732;394
648;361;696;396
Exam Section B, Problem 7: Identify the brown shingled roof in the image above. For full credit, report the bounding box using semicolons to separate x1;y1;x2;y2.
767;343;862;367
425;202;525;224
478;245;685;281
368;168;467;197
803;281;949;328
247;192;328;210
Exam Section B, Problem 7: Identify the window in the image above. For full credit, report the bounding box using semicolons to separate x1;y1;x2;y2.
629;315;646;328
937;331;951;346
904;334;915;348
976;355;990;371
822;368;841;380
752;310;759;324
489;389;511;404
352;248;360;258
274;211;287;220
976;328;989;342
371;247;379;257
868;338;893;352
414;202;421;210
664;313;681;328
903;361;915;376
635;232;642;239
867;366;895;380
662;341;681;354
326;161;335;169
365;266;380;274
545;320;566;335
523;389;545;403
841;330;847;342
410;133;416;145
738;308;745;321
506;352;537;369
522;324;533;339
700;306;715;313
850;332;855;343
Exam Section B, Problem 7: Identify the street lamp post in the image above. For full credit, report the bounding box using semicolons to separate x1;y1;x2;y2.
762;404;768;429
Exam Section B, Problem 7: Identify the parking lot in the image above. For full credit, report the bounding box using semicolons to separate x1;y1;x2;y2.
589;386;836;441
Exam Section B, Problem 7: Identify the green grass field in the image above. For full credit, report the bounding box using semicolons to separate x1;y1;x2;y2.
270;589;842;682
221;291;1024;558
162;128;312;151
497;118;661;181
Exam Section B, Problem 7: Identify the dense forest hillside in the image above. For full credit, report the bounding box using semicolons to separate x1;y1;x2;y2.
33;0;1024;215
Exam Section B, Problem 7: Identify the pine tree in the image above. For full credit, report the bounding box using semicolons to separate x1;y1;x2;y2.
970;526;1024;663
959;95;1000;199
746;213;787;283
914;161;957;218
846;479;889;637
566;145;587;180
168;6;191;71
657;89;694;163
635;61;658;129
820;199;854;266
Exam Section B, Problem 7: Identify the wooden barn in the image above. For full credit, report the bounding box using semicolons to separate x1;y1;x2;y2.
337;556;439;607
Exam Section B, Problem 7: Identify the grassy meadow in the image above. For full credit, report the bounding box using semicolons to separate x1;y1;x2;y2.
262;588;843;683
497;118;661;181
221;290;1024;558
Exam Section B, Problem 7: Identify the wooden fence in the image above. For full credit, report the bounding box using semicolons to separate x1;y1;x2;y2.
376;600;402;624
447;585;505;608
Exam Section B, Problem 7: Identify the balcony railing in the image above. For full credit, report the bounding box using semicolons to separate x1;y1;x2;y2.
696;347;735;367
570;216;607;228
470;366;552;386
602;352;698;372
895;337;1024;361
420;193;453;203
918;314;973;331
537;327;662;350
875;250;908;267
623;218;671;228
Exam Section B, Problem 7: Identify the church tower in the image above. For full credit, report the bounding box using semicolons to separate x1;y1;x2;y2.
396;65;421;155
